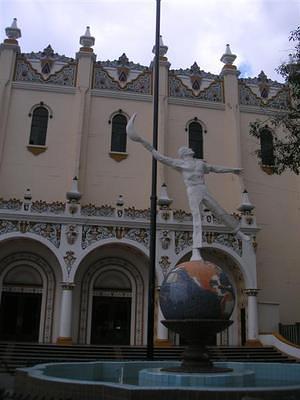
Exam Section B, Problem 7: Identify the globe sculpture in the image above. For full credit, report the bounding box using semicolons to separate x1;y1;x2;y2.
159;260;235;373
160;260;235;320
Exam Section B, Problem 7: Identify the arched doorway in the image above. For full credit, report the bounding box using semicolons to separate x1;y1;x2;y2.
78;256;145;345
91;269;132;345
0;252;56;342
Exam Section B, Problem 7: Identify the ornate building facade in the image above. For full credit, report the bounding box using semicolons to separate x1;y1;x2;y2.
0;20;297;346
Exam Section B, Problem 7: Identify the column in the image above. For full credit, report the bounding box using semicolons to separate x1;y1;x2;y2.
57;283;75;344
244;288;260;345
156;298;169;345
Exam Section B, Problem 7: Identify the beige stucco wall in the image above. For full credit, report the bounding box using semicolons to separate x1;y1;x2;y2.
240;111;300;323
1;39;300;329
0;86;77;201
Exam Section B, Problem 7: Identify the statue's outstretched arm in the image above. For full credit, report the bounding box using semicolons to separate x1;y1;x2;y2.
126;114;183;170
206;163;243;175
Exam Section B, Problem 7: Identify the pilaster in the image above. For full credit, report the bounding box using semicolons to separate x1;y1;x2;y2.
219;45;244;204
70;28;96;193
0;21;21;169
152;36;171;188
57;282;75;344
244;288;260;345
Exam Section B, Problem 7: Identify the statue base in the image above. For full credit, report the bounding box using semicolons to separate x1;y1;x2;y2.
161;319;233;373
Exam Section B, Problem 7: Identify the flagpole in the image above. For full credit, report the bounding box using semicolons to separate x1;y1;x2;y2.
147;0;161;360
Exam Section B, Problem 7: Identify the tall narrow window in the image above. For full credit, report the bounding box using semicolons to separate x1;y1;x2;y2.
111;114;127;153
260;128;274;166
29;106;49;146
188;121;203;159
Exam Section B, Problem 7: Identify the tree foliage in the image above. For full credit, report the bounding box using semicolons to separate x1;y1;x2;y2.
249;26;300;174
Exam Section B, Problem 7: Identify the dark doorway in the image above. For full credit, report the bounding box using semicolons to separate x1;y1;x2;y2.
91;296;131;345
241;307;246;345
0;292;42;342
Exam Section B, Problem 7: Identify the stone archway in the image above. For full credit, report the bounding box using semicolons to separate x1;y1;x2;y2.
0;252;56;343
78;257;145;345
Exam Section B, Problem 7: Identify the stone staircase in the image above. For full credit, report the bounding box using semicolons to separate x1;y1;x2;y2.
0;342;296;373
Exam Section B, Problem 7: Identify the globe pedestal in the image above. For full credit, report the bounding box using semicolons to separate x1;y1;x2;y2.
159;260;236;373
161;319;233;373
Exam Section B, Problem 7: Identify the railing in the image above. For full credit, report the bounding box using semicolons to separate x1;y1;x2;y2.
279;322;300;345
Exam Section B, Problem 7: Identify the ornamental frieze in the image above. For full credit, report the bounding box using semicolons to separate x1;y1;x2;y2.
175;231;193;254
124;207;150;219
0;220;18;234
93;65;151;94
31;200;65;214
82;225;149;249
169;74;224;102
0;198;22;210
175;230;242;256
124;228;149;248
239;82;289;109
64;250;76;275
81;204;115;217
14;56;77;86
159;256;171;276
0;220;61;247
82;226;114;249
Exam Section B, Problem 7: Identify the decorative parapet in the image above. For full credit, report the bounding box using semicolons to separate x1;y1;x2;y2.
124;207;150;219
30;200;65;214
14;56;77;86
169;73;224;103
173;209;192;222
0;220;61;247
81;204;115;217
0;198;22;211
239;82;289;110
100;58;148;72
174;230;242;257
82;225;149;250
93;64;152;94
171;68;218;80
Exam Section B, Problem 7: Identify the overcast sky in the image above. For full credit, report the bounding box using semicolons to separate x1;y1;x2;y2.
1;0;299;81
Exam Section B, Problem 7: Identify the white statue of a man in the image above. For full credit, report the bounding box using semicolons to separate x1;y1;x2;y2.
126;113;249;260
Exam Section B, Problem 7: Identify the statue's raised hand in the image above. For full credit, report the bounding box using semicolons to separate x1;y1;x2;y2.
126;113;142;142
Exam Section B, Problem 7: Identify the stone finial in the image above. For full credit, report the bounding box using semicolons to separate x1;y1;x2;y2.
116;194;124;207
152;35;168;59
66;177;81;202
158;183;173;209
23;188;32;211
24;188;32;202
5;18;21;42
220;44;237;66
79;26;95;49
238;190;254;213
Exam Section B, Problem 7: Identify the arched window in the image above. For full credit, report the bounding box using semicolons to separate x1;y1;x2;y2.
29;106;49;146
260;128;274;166
111;114;127;153
188;121;203;159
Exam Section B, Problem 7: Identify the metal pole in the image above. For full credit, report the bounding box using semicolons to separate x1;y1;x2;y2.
147;0;161;360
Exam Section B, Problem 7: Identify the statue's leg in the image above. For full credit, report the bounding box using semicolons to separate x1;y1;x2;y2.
203;192;249;241
188;194;203;261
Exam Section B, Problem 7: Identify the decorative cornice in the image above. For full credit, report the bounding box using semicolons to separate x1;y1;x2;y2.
91;88;152;102
168;97;226;110
12;81;76;94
